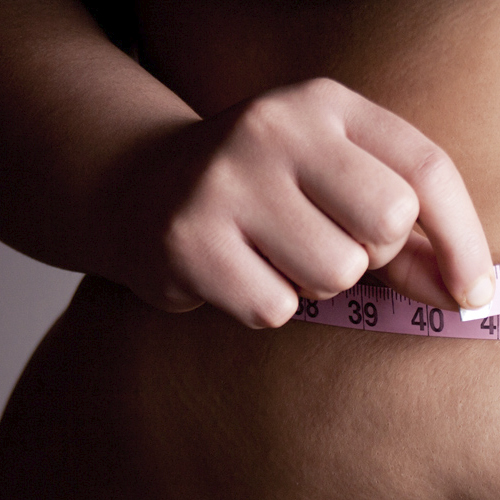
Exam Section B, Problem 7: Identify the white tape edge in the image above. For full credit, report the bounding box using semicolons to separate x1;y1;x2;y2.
460;302;493;322
460;266;500;321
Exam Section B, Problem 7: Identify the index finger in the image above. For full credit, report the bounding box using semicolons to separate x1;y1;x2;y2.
343;94;494;310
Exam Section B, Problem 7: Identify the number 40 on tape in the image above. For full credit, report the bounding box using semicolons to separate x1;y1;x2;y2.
293;265;500;340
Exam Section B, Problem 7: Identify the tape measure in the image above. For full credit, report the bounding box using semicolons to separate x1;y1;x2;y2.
293;265;500;340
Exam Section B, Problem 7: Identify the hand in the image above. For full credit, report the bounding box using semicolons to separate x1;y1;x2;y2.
99;78;494;328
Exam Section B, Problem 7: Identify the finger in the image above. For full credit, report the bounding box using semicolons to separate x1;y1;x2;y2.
345;97;494;309
239;177;369;300
182;228;299;329
296;138;419;269
371;231;458;311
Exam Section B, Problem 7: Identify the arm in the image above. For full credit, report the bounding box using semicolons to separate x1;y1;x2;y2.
0;0;494;328
0;0;200;273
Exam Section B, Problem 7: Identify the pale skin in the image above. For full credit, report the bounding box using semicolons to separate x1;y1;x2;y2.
0;0;494;328
2;0;500;498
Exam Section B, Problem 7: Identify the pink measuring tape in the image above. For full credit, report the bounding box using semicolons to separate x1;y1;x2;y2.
293;265;500;340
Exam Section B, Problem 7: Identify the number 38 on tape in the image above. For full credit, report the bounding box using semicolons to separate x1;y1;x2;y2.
293;265;500;340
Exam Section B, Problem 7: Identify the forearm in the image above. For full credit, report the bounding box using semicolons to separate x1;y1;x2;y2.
1;0;492;327
0;0;199;274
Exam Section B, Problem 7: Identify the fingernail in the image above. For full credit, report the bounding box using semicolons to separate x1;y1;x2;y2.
465;272;495;309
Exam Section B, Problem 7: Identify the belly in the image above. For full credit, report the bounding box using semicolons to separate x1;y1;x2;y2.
138;0;500;255
4;275;500;499
137;0;500;116
4;3;500;499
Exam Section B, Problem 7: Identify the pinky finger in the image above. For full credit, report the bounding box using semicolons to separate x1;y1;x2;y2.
192;239;299;329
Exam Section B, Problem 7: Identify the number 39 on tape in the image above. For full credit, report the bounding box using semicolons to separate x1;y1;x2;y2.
293;265;500;340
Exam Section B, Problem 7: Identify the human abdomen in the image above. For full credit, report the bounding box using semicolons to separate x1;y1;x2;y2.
3;1;500;498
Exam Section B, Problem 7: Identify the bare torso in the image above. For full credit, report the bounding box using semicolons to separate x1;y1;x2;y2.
3;1;500;498
137;0;500;237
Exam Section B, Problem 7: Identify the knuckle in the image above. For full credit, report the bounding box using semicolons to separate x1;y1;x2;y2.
365;243;401;271
330;270;361;294
326;249;368;292
300;77;351;116
301;77;335;97
240;96;283;140
411;149;456;187
372;189;419;244
204;156;241;200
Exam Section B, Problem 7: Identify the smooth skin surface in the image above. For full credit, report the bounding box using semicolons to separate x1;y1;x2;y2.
2;0;500;498
0;0;495;327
